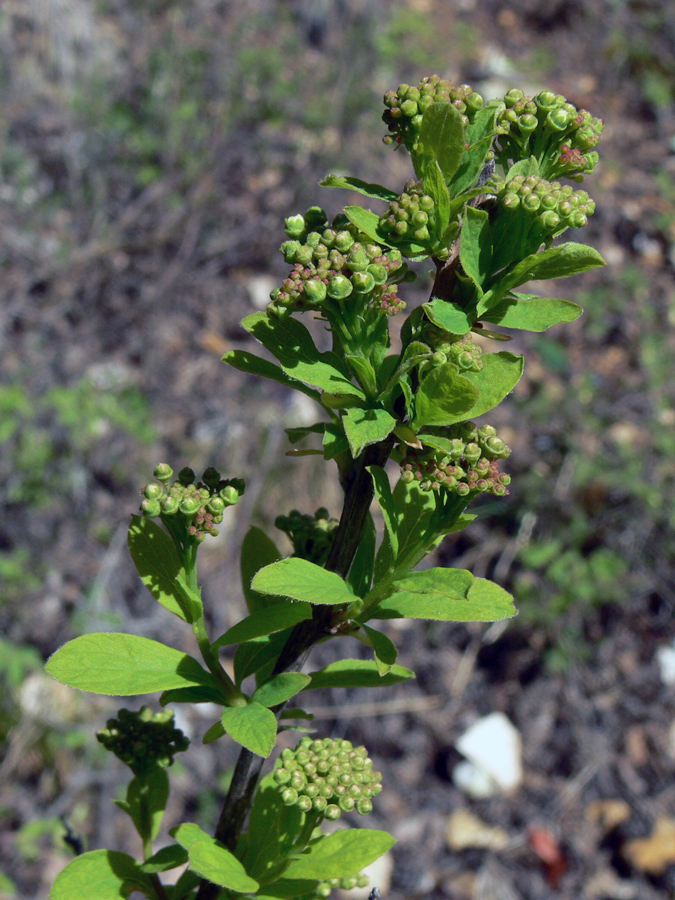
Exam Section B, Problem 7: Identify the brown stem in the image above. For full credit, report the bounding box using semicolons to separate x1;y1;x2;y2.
194;437;394;900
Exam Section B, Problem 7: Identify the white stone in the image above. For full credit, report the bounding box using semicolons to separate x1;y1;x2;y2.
452;760;500;799
657;644;675;686
455;712;523;793
337;853;394;900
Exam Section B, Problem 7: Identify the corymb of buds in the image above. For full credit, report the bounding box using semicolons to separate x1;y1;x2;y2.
379;179;436;245
422;328;484;374
400;422;511;495
97;707;189;777
273;737;382;820
495;89;603;181
275;507;339;566
383;75;484;150
316;875;370;898
140;464;244;543
270;209;406;319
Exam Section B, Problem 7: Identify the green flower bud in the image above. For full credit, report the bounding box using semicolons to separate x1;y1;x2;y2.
535;90;558;111
180;497;200;516
153;463;173;483
367;264;388;286
463;442;481;464
334;230;354;252
160;496;180;516
413;226;430;242
304;279;327;304
547;108;569;131
274;767;292;785
280;240;301;262
351;271;376;294
325;804;341;821
356;798;373;815
207;496;225;515
304;207;328;230
297;796;313;812
284;215;305;238
281;788;298;806
539;210;560;230
522;193;541;212
339;797;355;812
144;483;164;501
327;274;353;300
220;485;240;505
141;498;161;517
519;113;538;133
346;247;370;272
295;244;313;266
400;98;418;116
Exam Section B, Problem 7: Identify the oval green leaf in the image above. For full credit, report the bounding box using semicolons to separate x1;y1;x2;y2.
251;673;312;708
306;659;414;690
46;633;213;696
284;829;396;880
127;515;189;622
221;701;277;757
50;849;151;900
252;558;355;606
213;602;312;648
412;363;478;428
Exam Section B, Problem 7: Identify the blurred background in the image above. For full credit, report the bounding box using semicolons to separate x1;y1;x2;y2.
1;0;674;897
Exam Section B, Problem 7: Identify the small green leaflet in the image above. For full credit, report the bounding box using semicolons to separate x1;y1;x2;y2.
343;407;397;457
172;823;259;893
417;103;465;183
46;633;213;696
412;363;478;428
221;702;278;757
451;104;499;196
284;829;396;879
343;206;389;246
251;673;312;708
320;175;398;202
119;769;169;843
459;206;491;290
242;313;365;398
501;242;606;291
505;156;540;181
422;160;450;242
370;568;516;622
483;293;583;331
423;298;473;335
252;558;356;606
368;465;398;559
213;602;312;648
460;352;525;420
306;659;414;690
127;515;190;622
50;850;152;900
360;624;398;676
223;349;321;402
139;844;189;874
241;526;283;614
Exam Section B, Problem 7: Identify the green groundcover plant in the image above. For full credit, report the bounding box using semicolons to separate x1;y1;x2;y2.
45;76;604;900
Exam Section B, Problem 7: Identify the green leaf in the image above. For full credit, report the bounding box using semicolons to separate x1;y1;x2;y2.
501;242;606;291
50;850;151;900
343;206;389;246
461;351;524;419
368;466;398;560
124;768;169;843
373;479;435;581
320;175;398;202
160;684;226;706
506;156;540;181
252;558;355;606
459;206;491;290
361;624;397;676
214;602;312;648
370;568;516;621
242;313;365;398
234;630;290;687
46;634;213;696
285;423;326;444
284;829;396;879
127;515;189;622
348;512;376;598
221;702;277;757
251;673;312;708
343;407;396;457
483;293;583;331
245;773;305;881
140;844;188;874
202;720;225;744
418;103;465;183
306;659;414;690
451;105;499;196
412;364;478;428
224;348;322;402
423;298;473;335
241;526;283;614
323;421;349;459
346;355;377;397
422;160;451;241
172;824;259;893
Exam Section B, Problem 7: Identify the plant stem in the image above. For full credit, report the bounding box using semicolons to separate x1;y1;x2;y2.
194;438;395;900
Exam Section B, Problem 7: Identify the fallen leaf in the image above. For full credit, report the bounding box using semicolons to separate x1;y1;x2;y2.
446;808;509;852
528;827;567;888
624;816;675;875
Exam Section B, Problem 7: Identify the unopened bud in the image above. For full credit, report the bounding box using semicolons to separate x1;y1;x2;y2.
327;274;353;300
153;463;173;483
284;215;305;238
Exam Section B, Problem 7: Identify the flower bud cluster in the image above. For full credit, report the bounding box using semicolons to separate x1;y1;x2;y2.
275;507;339;566
383;76;484;150
422;329;484;373
140;465;244;543
498;174;596;231
97;707;189;777
316;875;370;898
270;211;405;318
400;423;511;495
378;179;436;245
273;737;382;820
495;89;603;180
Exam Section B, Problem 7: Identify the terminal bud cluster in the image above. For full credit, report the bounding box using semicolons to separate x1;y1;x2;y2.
273;737;382;820
275;507;339;566
96;707;189;777
401;423;511;494
378;179;436;244
383;75;484;148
